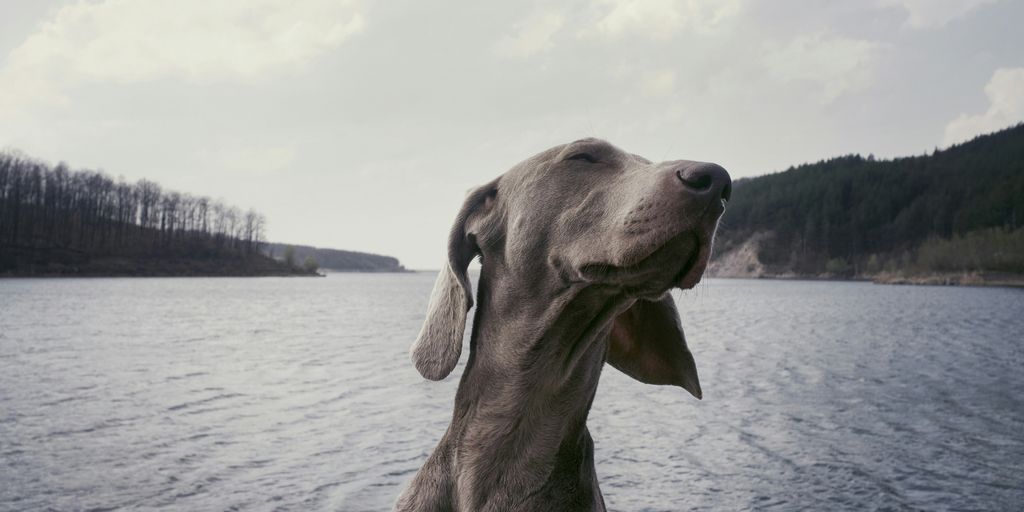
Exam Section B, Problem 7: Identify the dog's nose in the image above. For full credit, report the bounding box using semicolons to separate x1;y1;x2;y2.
676;162;732;202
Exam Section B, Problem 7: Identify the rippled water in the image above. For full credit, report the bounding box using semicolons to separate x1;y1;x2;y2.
1;275;1022;511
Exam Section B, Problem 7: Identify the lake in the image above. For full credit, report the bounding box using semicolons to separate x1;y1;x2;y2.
1;275;1022;511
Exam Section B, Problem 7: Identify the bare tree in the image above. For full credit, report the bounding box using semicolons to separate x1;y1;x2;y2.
0;150;270;268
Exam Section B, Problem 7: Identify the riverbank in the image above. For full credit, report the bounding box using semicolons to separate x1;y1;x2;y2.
869;272;1024;287
707;270;1024;288
707;234;1024;288
1;254;320;278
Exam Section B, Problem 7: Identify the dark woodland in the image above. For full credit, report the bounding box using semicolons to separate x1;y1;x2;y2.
713;123;1024;281
0;151;308;276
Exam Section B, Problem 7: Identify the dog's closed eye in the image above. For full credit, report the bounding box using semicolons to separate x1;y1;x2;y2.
567;152;599;164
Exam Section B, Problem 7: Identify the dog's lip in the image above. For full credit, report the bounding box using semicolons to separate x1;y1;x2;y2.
577;208;723;289
674;234;711;289
577;231;701;287
674;204;724;289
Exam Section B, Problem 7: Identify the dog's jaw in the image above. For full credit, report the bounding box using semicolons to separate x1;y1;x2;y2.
675;234;712;289
676;205;724;289
576;215;723;295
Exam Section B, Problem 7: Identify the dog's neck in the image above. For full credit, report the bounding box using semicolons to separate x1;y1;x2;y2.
446;266;629;510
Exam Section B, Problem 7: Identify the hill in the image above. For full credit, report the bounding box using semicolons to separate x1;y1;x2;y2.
709;123;1024;285
265;243;408;272
0;151;315;277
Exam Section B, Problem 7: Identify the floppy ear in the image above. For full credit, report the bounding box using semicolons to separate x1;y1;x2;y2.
607;295;703;399
410;181;497;380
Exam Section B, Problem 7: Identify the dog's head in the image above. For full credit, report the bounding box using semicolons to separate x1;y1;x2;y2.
411;138;730;398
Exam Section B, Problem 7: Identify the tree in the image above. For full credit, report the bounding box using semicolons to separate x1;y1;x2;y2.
714;123;1024;276
302;256;319;273
283;246;296;267
0;149;272;273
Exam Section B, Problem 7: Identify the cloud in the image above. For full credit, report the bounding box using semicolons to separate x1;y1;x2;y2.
944;68;1024;146
494;11;565;58
876;0;997;29
762;32;883;103
588;0;742;39
495;1;742;58
0;0;366;111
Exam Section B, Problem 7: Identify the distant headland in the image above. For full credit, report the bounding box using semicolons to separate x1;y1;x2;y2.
264;243;408;273
0;151;407;277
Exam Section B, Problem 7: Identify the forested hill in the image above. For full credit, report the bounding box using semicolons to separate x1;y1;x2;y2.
0;151;315;277
709;123;1024;284
265;243;408;272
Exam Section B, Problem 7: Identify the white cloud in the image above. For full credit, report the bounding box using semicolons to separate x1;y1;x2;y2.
762;32;883;103
497;1;742;57
876;0;997;29
0;0;366;111
494;11;565;58
944;68;1024;146
589;0;741;39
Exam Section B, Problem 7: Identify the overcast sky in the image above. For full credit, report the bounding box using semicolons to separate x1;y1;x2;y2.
1;0;1022;269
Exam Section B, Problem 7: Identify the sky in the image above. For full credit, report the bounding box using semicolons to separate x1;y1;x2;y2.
1;0;1022;269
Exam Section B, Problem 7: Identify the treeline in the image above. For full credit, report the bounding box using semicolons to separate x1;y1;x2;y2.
713;123;1024;277
265;243;408;272
0;151;279;275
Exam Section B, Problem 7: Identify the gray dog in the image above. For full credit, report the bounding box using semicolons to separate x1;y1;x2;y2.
396;138;731;511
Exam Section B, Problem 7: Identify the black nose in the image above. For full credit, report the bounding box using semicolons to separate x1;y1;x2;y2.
677;162;732;202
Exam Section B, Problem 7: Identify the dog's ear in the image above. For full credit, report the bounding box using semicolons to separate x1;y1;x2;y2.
606;295;703;399
410;180;498;381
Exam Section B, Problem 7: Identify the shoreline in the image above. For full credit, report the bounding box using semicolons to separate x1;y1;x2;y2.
2;267;417;278
707;272;1024;288
0;256;320;278
0;273;324;278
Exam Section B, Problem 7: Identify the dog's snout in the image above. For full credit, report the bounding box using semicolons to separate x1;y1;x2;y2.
676;162;732;202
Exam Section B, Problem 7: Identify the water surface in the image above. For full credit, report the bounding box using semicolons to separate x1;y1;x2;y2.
1;275;1022;511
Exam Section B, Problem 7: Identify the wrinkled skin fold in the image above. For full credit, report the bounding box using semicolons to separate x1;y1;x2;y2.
397;138;731;511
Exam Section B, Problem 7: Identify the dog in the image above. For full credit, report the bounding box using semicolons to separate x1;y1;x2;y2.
396;138;731;511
